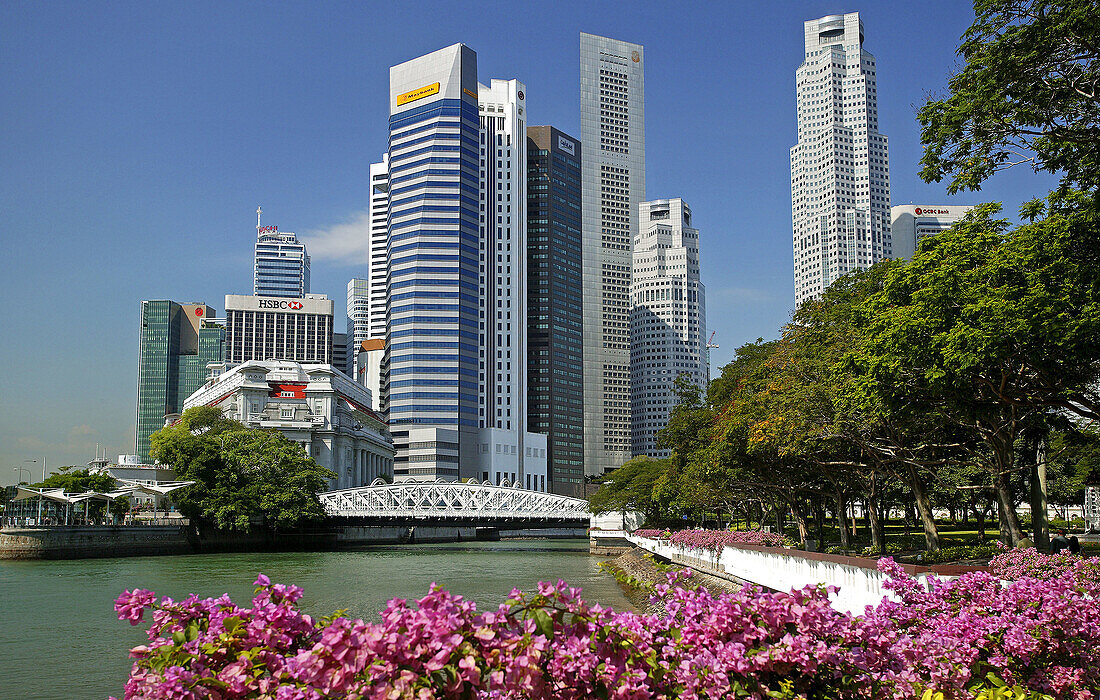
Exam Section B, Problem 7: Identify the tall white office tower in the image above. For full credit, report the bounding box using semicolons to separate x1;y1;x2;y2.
630;199;706;458
580;32;646;477
346;278;370;379
387;44;481;482
368;156;390;340
254;208;311;298
791;13;891;306
474;79;547;490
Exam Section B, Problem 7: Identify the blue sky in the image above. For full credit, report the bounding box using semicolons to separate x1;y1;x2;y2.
0;1;1057;480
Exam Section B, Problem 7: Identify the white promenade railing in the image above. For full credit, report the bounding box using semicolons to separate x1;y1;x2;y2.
320;478;591;522
628;534;979;616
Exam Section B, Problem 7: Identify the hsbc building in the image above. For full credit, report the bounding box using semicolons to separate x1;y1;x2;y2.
225;294;334;365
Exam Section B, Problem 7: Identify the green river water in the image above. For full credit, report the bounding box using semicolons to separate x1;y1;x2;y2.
0;539;631;699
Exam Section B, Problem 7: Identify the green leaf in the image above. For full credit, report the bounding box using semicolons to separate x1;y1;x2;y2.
531;608;553;638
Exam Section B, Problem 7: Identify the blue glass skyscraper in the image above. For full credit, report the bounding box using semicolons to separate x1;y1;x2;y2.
253;207;311;298
386;44;481;480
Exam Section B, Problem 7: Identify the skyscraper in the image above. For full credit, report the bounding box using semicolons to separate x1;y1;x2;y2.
791;12;891;306
346;277;370;379
135;300;224;459
580;32;646;477
368;157;390;340
386;43;481;481
527;125;584;495
474;79;548;490
630;198;706;458
254;208;311;298
332;331;349;376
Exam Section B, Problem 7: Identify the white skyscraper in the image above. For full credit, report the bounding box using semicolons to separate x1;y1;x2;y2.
474;79;547;490
791;12;891;306
346;277;370;378
630;199;706;458
368;156;390;340
580;32;646;476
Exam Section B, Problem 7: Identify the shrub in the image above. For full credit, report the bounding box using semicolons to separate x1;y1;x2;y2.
114;552;1100;699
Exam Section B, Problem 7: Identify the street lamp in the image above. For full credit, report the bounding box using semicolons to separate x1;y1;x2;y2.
24;460;43;525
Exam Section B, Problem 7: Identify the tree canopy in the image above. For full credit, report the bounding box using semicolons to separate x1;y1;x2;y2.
919;0;1100;194
150;407;336;532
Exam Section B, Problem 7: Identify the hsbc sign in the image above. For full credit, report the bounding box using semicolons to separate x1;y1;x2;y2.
259;299;305;310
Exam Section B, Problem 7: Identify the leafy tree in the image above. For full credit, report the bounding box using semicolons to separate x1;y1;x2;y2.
588;456;672;525
861;204;1100;545
919;0;1100;194
34;468;117;492
150;407;336;532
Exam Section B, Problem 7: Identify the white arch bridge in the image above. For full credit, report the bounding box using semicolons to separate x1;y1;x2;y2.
319;479;591;528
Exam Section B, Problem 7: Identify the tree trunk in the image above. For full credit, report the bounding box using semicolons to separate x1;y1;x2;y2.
975;502;986;540
813;500;825;544
868;472;885;555
993;470;1025;546
834;489;851;550
907;466;941;552
1029;451;1049;551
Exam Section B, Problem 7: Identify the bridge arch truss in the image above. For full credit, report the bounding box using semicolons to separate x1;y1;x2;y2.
319;479;591;523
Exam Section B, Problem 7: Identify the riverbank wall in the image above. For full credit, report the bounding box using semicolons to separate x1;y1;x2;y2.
627;533;985;615
0;523;589;560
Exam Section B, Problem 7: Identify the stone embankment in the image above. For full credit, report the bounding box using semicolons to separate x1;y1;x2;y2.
602;547;740;611
0;523;570;560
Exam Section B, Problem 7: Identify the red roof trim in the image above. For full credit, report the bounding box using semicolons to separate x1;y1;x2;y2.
269;383;306;399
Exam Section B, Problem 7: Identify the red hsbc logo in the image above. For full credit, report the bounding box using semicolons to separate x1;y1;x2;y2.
258;299;306;310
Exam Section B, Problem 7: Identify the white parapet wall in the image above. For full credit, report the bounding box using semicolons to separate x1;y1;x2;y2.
627;534;983;616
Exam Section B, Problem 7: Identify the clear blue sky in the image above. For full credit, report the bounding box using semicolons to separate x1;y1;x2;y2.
0;1;1057;481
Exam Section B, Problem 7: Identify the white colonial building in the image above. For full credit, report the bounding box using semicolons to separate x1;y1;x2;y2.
184;360;394;490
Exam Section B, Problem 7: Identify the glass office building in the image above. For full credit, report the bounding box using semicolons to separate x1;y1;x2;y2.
386;43;481;480
527;125;584;495
135;300;224;460
254;223;311;298
580;33;646;477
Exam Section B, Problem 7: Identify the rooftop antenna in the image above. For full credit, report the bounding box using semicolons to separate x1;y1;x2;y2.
256;205;263;232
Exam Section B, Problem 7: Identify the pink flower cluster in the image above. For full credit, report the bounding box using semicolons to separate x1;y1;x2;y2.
113;553;1100;699
631;528;670;539
990;545;1100;585
655;528;788;550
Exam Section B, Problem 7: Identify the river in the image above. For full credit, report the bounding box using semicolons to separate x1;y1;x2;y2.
0;539;631;699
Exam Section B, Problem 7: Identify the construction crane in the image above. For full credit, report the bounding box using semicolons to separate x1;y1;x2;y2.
705;331;719;387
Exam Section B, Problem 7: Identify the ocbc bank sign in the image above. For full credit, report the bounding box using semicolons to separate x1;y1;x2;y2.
258;299;305;310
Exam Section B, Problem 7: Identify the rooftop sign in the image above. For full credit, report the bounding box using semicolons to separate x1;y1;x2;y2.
397;82;440;106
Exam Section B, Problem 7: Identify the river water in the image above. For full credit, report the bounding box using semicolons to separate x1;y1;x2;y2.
0;539;631;699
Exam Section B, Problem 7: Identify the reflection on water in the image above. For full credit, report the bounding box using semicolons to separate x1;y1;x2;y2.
0;539;628;700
